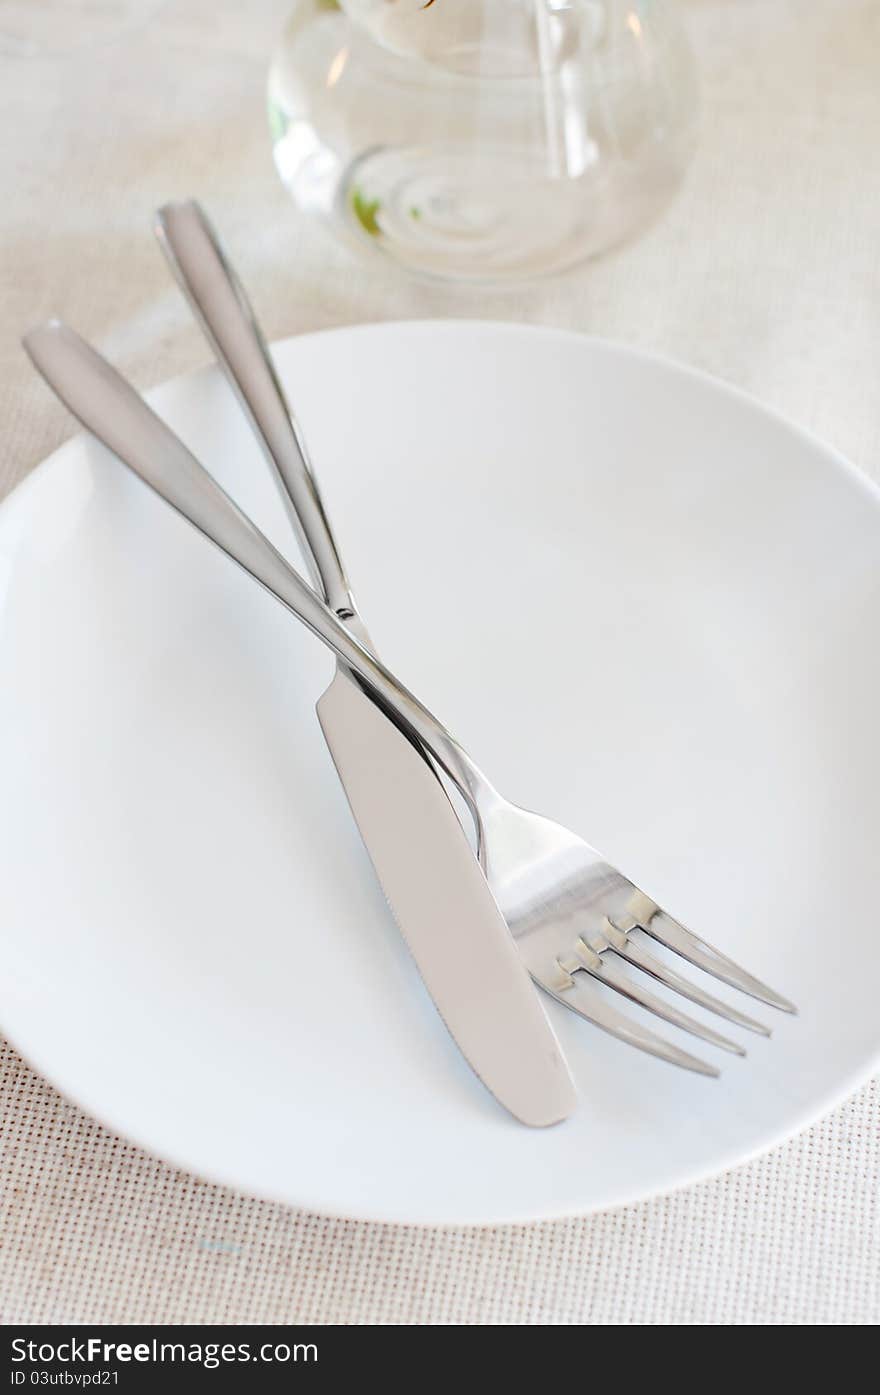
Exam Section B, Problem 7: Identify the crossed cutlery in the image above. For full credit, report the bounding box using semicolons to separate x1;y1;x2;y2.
23;200;795;1119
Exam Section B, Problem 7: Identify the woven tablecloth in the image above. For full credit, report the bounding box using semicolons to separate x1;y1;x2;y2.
1;0;878;1325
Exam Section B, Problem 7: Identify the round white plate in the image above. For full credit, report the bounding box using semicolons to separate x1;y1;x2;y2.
1;323;878;1224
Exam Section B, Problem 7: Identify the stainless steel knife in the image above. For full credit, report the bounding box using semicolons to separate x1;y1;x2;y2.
23;315;577;1128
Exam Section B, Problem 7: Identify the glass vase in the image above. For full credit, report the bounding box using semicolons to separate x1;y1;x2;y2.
268;0;699;283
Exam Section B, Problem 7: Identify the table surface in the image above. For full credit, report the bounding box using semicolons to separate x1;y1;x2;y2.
1;0;878;1325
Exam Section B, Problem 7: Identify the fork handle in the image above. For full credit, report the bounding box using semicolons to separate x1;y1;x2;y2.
23;321;486;810
154;201;492;814
155;200;355;621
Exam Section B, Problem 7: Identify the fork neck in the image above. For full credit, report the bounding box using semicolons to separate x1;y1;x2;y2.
342;649;495;827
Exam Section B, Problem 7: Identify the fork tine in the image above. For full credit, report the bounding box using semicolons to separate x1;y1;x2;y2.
626;893;797;1013
647;915;798;1014
602;921;770;1036
573;940;745;1056
543;967;719;1077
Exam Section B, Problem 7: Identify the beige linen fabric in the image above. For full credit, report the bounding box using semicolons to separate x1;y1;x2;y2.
1;0;878;1324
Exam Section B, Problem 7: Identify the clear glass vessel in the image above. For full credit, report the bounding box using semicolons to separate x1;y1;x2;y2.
268;0;699;283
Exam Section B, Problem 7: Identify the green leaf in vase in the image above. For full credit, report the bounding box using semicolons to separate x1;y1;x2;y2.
267;98;286;144
352;188;382;237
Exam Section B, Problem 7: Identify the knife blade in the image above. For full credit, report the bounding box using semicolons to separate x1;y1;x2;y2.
318;667;576;1126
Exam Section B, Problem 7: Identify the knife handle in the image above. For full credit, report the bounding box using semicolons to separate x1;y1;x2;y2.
154;199;356;623
23;321;487;814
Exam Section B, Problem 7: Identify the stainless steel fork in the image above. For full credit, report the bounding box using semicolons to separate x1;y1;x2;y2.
153;201;796;1075
28;235;795;1081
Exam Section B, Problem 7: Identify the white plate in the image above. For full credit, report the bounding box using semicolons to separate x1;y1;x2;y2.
1;322;878;1224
